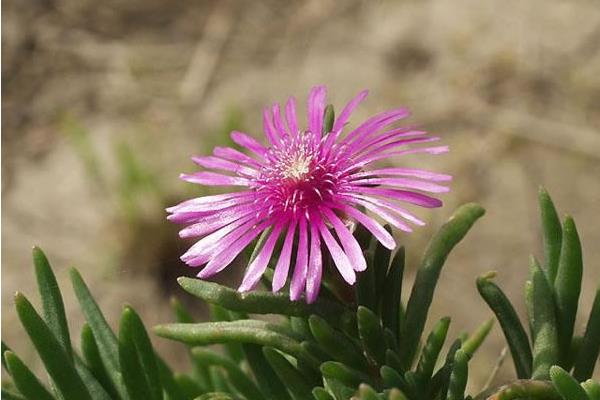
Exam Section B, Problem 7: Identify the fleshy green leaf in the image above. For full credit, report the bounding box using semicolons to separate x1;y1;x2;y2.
156;356;188;400
2;341;11;370
308;315;366;370
539;187;562;283
381;248;405;340
177;278;347;324
80;323;118;398
356;249;377;311
461;318;494;357
312;387;335;400
550;365;588;400
192;348;263;400
1;388;27;400
74;356;113;400
357;384;379;400
155;320;320;369
119;306;163;400
33;247;72;360
242;344;291;400
70;268;127;398
357;306;387;366
380;365;409;392
477;274;532;378
209;305;244;363
14;292;91;400
263;347;313;400
582;379;600;400
4;351;55;400
401;203;485;368
170;297;194;323
415;317;450;389
530;257;559;380
573;284;600;381
446;350;468;400
321;361;375;391
554;217;583;366
374;226;393;309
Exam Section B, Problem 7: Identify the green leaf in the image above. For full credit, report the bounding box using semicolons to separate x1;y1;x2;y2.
308;315;366;370
2;341;11;370
446;350;468;400
312;387;335;400
32;247;72;360
401;203;485;368
242;344;291;400
155;320;320;369
573;284;600;381
415;317;450;389
177;278;347;324
80;323;118;398
4;351;55;400
119;306;163;400
539;187;562;283
374;226;393;308
483;380;560;399
73;356;113;400
323;104;335;135
477;274;532;378
209;305;244;363
388;388;409;400
194;392;238;400
357;384;379;400
530;257;559;380
263;347;312;400
1;388;26;400
357;306;387;366
321;361;375;390
156;356;187;400
380;366;409;392
582;380;600;400
430;338;462;399
14;292;91;400
192;348;264;400
461;318;494;357
381;248;405;341
550;365;589;400
175;373;204;398
170;297;194;323
554;216;583;367
70;268;127;398
208;367;231;394
356;249;377;311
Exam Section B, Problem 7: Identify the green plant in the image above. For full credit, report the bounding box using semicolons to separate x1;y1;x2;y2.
476;187;600;399
3;193;598;400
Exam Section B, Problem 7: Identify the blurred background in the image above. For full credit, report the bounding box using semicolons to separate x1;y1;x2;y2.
3;0;600;390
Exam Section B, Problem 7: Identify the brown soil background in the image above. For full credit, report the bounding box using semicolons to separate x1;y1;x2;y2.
3;0;600;391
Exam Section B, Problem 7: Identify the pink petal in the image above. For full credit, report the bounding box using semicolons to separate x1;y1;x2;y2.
285;96;299;137
347;187;443;208
180;172;250;186
350;145;449;169
262;108;280;147
344;193;425;226
239;222;284;292
305;217;323;303
213;146;263;168
320;207;367;271
332;89;369;134
167;191;253;213
341;108;410;147
307;86;326;140
231;131;268;158
353;137;441;164
349;177;450;193
272;218;298;292
197;219;273;277
271;103;288;138
340;195;413;233
315;214;356;284
290;217;308;301
349;168;452;182
331;204;396;250
192;156;258;177
178;205;255;238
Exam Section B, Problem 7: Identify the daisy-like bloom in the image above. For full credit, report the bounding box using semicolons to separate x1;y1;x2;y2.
168;86;451;303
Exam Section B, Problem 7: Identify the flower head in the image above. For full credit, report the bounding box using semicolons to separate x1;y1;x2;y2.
168;86;451;303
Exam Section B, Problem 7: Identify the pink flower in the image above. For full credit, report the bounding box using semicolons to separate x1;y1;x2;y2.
168;86;450;303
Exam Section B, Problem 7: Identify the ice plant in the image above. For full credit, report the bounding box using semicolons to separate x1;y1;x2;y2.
167;86;451;302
